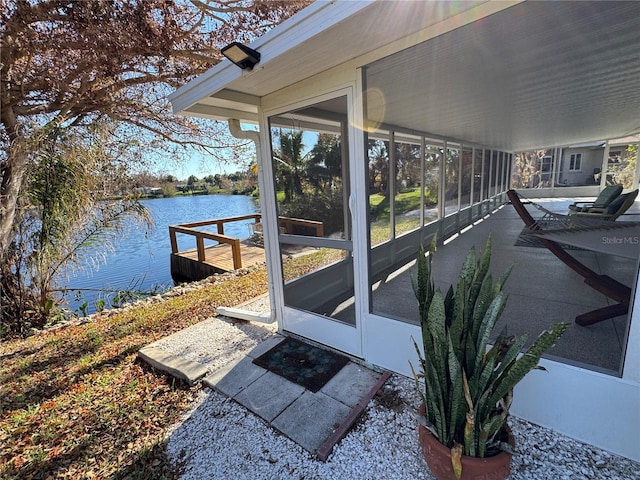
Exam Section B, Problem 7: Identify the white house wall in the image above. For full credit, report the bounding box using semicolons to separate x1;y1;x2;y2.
623;263;640;384
258;14;639;462
169;0;640;462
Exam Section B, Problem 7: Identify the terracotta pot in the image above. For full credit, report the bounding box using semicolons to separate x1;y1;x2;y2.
418;404;514;480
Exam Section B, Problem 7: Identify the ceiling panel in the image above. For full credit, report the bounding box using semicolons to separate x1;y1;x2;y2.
365;1;640;151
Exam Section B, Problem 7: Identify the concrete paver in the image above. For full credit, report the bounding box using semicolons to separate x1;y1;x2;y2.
203;356;266;397
201;340;388;457
271;390;352;453
320;362;381;408
235;371;305;422
140;332;388;459
246;335;285;359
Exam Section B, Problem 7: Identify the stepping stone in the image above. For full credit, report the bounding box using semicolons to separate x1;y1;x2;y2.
321;362;381;408
138;346;208;386
271;390;351;453
203;356;266;397
235;371;305;422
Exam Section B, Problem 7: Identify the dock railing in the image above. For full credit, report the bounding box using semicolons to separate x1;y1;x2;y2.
169;214;325;272
277;216;324;237
169;213;262;270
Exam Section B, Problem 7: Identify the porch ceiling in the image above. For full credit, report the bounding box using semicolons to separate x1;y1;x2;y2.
170;0;640;152
365;1;640;151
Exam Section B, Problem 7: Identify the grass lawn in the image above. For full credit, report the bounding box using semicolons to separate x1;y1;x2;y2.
370;188;424;219
0;268;271;479
0;244;344;480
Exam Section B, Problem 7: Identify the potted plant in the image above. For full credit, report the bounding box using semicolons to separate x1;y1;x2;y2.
410;235;569;480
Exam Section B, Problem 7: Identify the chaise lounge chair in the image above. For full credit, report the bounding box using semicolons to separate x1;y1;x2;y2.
567;184;622;214
569;189;638;221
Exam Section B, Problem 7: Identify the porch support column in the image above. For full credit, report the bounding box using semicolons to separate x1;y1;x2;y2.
633;141;640;190
480;148;486;211
470;146;476;208
227;118;278;324
389;131;397;239
438;141;447;219
552;148;560;192
420;136;426;227
600;141;611;190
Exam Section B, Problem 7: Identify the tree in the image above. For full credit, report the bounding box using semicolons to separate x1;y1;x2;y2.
1;0;308;253
202;174;215;185
368;139;390;195
1;0;310;329
395;142;421;192
608;143;638;189
2;122;152;333
307;133;342;193
275;130;306;203
187;174;199;186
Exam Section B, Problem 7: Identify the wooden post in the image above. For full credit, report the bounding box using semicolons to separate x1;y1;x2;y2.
232;238;242;269
217;220;224;236
169;227;178;253
196;235;205;262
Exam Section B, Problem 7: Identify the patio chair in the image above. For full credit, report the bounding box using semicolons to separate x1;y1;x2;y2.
569;189;638;221
567;184;622;214
507;189;631;326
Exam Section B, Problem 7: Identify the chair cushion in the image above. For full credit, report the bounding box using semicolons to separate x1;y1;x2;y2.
594;185;623;207
605;192;628;215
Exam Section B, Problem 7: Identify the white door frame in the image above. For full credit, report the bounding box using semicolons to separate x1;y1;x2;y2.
260;86;366;357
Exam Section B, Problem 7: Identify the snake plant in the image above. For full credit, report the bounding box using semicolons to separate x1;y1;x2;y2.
411;235;569;473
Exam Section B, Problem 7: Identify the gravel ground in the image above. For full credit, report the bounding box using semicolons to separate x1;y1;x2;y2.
156;299;639;480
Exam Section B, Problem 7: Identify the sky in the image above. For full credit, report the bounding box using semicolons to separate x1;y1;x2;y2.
149;125;320;181
148;123;259;181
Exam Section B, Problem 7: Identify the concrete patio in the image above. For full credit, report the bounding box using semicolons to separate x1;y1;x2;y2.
336;196;638;375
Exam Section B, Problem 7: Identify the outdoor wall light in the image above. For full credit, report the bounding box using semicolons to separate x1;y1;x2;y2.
221;42;261;70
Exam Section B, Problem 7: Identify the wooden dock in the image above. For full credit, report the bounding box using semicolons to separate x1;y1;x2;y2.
170;240;266;281
169;214;323;282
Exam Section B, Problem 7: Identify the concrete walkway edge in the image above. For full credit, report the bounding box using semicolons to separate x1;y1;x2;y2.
138;346;208;386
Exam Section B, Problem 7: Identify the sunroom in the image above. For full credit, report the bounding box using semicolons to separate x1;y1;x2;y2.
169;1;640;461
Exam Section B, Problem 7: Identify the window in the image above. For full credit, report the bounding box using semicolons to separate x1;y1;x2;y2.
569;153;582;171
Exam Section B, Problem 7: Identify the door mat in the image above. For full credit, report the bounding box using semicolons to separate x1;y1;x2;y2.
252;337;350;393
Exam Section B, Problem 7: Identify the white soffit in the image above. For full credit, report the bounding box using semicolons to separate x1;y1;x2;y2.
170;0;491;119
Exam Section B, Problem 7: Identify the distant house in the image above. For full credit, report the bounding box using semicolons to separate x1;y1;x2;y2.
512;135;639;189
170;1;640;461
554;136;639;187
133;186;163;196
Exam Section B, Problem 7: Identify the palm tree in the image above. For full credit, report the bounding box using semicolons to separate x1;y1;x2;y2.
276;130;306;203
307;133;342;193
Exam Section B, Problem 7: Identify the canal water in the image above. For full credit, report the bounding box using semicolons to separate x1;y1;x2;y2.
63;194;259;314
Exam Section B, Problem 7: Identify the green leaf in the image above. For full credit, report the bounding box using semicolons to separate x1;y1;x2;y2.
473;293;505;376
478;414;508;457
459;246;477;286
488;323;570;408
447;336;465;444
450;277;465;356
